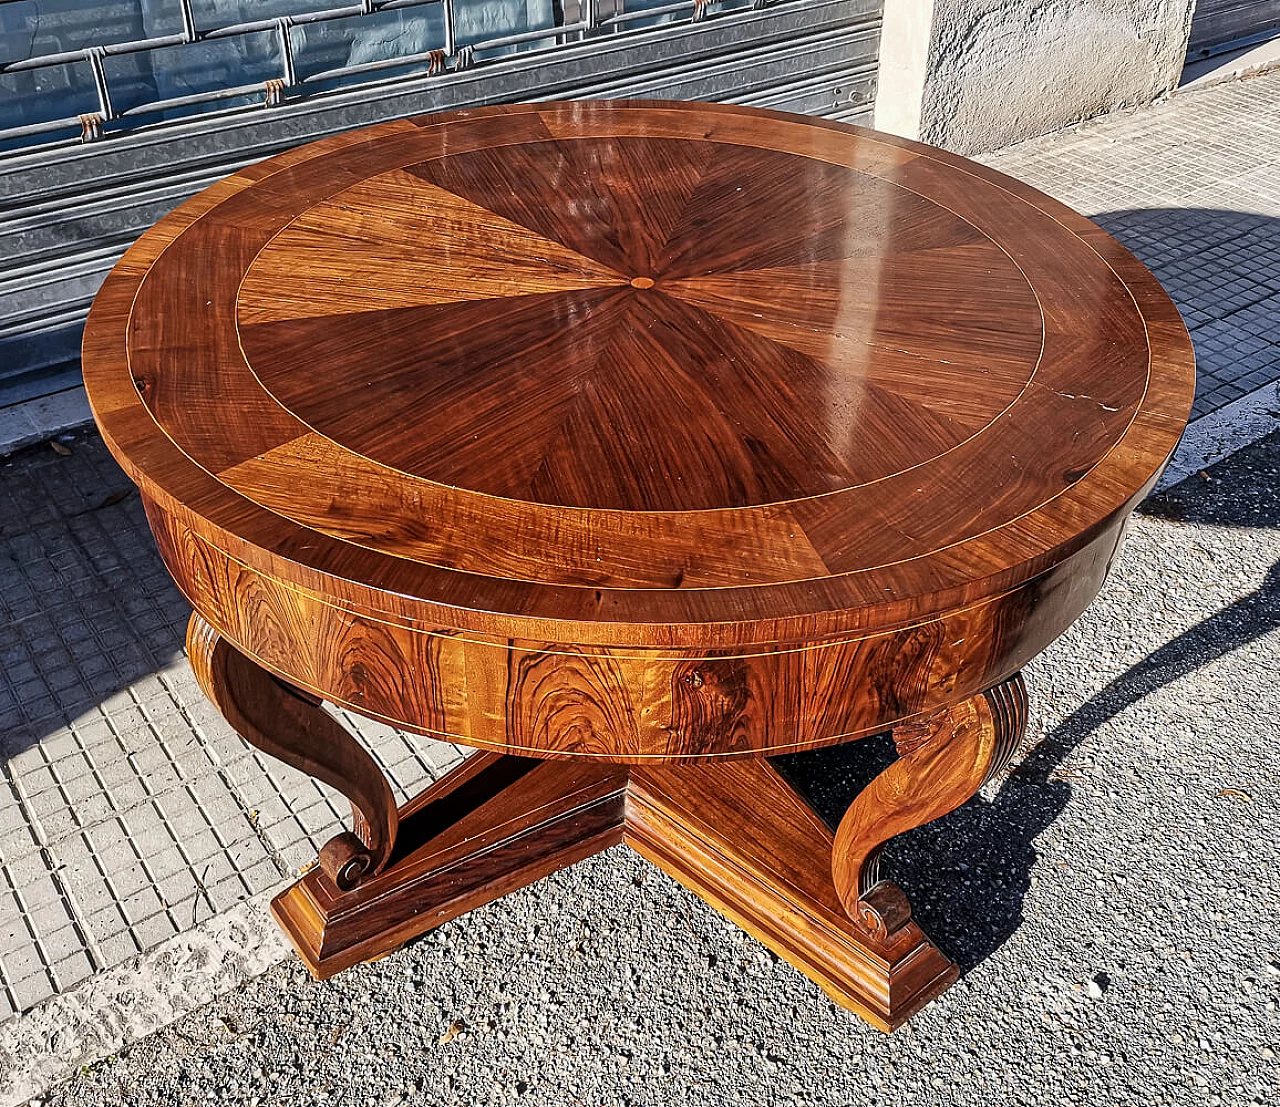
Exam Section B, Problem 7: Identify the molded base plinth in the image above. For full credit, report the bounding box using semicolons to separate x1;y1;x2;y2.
270;753;957;1031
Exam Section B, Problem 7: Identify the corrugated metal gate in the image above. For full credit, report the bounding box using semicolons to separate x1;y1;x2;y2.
1188;0;1280;57
0;0;883;409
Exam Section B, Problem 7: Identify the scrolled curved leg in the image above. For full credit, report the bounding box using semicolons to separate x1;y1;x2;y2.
186;611;398;891
832;673;1027;937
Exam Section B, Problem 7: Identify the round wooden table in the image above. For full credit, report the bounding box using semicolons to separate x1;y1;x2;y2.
82;101;1195;1031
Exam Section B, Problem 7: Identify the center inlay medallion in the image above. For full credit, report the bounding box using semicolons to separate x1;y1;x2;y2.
235;136;1047;512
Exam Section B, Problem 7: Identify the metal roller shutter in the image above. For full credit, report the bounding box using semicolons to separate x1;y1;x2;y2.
0;0;883;409
1188;0;1280;57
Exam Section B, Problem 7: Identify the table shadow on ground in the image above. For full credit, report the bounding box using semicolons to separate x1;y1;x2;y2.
774;428;1280;974
0;433;191;761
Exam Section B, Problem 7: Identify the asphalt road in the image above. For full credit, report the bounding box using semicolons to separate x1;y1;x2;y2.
34;431;1280;1107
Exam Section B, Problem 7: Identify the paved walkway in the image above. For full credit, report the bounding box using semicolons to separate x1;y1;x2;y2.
982;69;1280;421
18;419;1280;1107
1;68;1279;1104
0;444;464;1020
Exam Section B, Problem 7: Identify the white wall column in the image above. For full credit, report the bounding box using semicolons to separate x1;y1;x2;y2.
873;0;1197;153
872;0;937;139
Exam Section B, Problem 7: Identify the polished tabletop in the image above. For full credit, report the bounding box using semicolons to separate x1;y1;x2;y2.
80;102;1199;1022
82;101;1195;648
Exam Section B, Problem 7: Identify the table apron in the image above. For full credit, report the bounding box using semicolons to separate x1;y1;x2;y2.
145;495;1124;762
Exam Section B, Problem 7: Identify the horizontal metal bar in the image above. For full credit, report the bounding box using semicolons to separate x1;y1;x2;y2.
0;88;270;150
197;17;289;37
0;0;871;160
380;0;447;11
602;1;702;26
466;22;587;51
0;301;95;340
1190;24;1280;58
561;25;876;100
279;5;370;28
300;49;444;84
1;0;445;73
0;156;254;227
1;33;186;71
100;33;189;57
116;82;270;118
0;116;82;141
0;242;145;287
2;48;89;72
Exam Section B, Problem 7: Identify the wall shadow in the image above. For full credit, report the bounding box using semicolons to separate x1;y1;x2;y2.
1084;206;1280;428
0;431;191;762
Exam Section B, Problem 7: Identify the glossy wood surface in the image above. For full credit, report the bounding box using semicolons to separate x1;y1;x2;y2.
187;612;398;891
191;617;1028;1028
83;101;1193;760
84;103;1195;1028
831;674;1026;934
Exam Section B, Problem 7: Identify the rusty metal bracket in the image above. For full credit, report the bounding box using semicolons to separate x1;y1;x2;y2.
78;113;104;142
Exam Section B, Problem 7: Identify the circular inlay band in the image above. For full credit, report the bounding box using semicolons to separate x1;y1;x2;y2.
234;137;1042;513
82;101;1195;637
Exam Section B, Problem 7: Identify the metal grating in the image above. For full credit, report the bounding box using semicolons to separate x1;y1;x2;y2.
0;0;882;408
1;0;786;149
1186;0;1280;58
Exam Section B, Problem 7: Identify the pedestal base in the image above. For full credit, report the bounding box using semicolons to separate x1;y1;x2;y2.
272;753;956;1031
187;611;1025;1032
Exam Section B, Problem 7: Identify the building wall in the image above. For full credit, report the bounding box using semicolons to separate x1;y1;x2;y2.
878;0;1198;153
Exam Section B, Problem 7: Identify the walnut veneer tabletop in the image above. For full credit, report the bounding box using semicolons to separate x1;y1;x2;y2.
81;100;1195;761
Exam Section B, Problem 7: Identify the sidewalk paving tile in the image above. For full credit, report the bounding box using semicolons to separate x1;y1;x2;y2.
1;440;468;1018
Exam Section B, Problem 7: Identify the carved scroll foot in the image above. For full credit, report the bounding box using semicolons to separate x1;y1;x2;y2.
187;613;630;979
183;616;1028;1027
832;674;1028;940
186;612;398;891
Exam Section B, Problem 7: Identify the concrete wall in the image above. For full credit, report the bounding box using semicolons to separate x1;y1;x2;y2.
878;0;1198;153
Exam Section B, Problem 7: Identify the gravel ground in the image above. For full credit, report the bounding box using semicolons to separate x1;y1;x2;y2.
32;432;1280;1107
